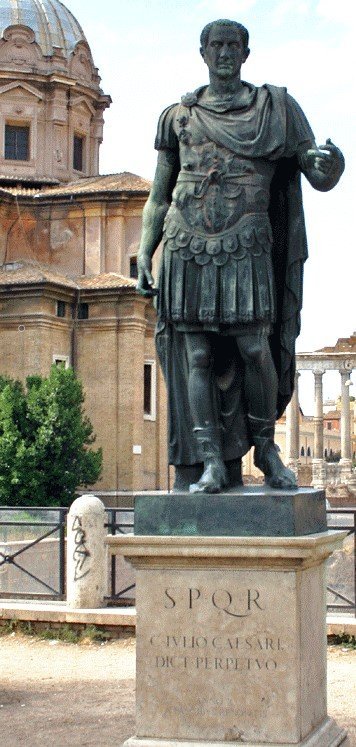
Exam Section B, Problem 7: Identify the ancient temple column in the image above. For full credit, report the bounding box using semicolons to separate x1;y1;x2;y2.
313;370;325;459
312;370;326;488
340;370;352;460
285;371;300;479
339;370;353;483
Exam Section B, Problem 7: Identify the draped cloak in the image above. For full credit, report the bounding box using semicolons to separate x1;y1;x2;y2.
154;84;315;467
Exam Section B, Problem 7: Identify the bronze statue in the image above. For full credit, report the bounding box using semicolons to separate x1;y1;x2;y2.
137;19;344;493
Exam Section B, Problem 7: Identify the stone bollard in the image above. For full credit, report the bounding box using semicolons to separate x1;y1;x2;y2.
66;494;107;609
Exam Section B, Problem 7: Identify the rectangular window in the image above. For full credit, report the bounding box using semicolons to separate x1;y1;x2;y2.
144;361;156;420
53;355;69;369
144;364;152;415
129;256;138;279
72;302;89;319
5;124;30;161
56;300;66;318
77;302;89;320
73;135;84;171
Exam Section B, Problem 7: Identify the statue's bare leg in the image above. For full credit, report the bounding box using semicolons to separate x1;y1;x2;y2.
184;333;228;493
236;334;297;489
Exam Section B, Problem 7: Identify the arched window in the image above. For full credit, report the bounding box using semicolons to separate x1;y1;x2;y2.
307;447;311;457
300;446;305;457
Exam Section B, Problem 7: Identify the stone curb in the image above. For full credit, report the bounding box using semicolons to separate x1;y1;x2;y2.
0;601;136;627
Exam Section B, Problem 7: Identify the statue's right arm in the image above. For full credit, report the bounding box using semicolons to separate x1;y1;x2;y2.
137;150;179;296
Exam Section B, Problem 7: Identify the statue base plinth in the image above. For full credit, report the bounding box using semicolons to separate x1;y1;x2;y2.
134;486;327;537
108;502;348;746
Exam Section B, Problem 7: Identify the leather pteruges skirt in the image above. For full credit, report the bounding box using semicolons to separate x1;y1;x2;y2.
157;208;276;331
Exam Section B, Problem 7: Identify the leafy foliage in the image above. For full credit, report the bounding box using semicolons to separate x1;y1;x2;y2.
0;367;102;506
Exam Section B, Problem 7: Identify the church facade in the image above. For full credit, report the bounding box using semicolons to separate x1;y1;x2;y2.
0;0;168;493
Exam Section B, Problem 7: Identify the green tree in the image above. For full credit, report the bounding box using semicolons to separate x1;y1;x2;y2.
0;367;102;506
0;377;27;503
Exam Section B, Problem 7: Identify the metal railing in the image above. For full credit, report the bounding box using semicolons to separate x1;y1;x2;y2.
0;505;134;602
0;505;354;613
0;507;68;599
105;508;135;605
326;507;355;615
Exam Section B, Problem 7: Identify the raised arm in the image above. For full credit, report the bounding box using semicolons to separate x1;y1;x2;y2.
137;150;179;296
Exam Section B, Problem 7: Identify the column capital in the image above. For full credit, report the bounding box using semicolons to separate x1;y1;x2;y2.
339;369;350;381
313;369;325;379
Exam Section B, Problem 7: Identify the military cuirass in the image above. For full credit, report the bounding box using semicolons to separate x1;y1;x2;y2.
171;106;275;234
159;103;277;329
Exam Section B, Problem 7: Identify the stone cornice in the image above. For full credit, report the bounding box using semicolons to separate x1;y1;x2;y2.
0;280;137;301
0;283;76;300
0;314;129;333
0;314;73;330
107;531;347;572
22;194;148;208
118;316;148;334
0;70;109;101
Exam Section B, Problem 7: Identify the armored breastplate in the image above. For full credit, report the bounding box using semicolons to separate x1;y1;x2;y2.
171;108;275;235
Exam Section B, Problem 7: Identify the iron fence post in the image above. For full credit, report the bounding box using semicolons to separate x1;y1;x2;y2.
59;508;67;598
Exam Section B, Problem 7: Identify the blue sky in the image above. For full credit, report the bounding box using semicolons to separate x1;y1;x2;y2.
68;0;355;411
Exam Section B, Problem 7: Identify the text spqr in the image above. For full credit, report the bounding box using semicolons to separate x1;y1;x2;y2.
163;587;263;618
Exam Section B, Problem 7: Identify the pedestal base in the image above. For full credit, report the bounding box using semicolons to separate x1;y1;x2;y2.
124;716;349;746
109;530;348;746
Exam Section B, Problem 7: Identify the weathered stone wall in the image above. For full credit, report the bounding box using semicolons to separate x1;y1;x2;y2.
0;197;148;278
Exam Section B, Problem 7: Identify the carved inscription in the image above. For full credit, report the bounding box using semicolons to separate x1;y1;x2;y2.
147;586;285;674
164;586;263;617
150;634;282;672
72;515;90;581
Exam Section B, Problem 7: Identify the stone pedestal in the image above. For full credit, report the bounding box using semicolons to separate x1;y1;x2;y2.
108;493;348;746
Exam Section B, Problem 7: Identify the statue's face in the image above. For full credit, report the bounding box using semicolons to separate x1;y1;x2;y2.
201;25;248;79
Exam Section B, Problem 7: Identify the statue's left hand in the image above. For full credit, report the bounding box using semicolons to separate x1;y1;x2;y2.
303;139;345;190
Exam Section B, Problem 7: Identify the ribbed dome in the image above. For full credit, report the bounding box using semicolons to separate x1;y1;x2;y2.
0;0;88;57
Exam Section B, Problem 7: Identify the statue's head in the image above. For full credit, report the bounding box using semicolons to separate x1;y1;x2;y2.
200;19;249;52
200;19;250;77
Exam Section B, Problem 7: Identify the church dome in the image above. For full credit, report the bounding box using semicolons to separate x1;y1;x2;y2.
0;0;87;58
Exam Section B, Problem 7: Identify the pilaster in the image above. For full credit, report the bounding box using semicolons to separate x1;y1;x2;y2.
117;294;148;490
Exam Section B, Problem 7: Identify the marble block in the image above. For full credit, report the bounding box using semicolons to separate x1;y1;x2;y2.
107;532;348;747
